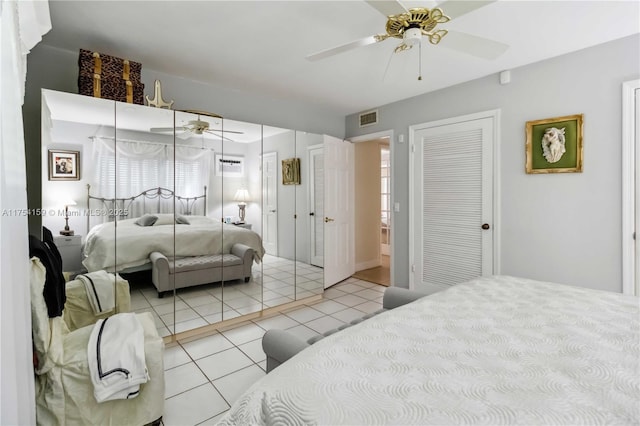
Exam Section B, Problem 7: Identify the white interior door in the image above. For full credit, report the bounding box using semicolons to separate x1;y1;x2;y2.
411;114;495;292
262;152;278;255
324;135;355;288
308;145;324;267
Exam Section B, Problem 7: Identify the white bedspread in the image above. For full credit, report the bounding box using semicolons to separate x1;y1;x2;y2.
83;215;265;272
219;275;640;425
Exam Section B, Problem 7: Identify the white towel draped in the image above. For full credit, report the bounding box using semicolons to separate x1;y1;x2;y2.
77;271;116;314
87;313;149;402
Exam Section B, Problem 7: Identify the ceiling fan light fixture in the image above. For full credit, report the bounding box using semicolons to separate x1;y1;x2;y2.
187;119;210;134
305;1;508;64
387;7;451;54
403;27;422;46
386;8;450;39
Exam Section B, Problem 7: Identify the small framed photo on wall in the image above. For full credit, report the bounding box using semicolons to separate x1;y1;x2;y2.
49;149;80;180
525;114;583;174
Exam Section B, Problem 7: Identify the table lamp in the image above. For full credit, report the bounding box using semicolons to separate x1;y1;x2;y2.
60;198;77;236
233;189;250;223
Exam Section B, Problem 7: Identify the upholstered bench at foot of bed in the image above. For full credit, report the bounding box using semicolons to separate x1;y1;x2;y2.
150;243;254;297
263;287;438;373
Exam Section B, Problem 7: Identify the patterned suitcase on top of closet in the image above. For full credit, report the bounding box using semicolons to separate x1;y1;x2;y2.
78;49;144;104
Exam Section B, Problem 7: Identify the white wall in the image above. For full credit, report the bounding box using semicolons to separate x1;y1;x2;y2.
346;34;640;292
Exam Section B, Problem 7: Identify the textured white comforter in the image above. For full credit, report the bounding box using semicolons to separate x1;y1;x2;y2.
82;215;265;272
219;275;640;425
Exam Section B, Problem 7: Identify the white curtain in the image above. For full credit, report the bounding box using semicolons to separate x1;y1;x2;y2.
173;145;211;200
91;137;211;218
1;1;51;425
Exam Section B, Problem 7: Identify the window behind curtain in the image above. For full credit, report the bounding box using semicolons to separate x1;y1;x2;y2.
92;138;210;219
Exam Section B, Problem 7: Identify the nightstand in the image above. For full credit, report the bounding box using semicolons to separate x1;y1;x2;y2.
233;223;252;230
53;234;83;273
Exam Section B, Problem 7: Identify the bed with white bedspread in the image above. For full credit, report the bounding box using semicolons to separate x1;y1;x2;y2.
83;215;265;272
218;275;640;425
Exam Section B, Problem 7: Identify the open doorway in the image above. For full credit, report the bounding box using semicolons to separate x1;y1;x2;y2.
352;138;391;286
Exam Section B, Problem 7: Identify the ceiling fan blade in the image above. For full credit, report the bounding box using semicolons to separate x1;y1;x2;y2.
150;126;194;135
439;30;508;60
177;130;194;140
364;0;406;17
207;129;244;135
438;0;496;19
306;35;381;62
150;126;179;133
204;130;236;142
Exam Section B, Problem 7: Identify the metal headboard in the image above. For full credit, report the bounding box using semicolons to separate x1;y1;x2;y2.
86;184;207;230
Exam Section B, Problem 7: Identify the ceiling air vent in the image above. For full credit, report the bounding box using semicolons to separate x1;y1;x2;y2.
359;110;378;127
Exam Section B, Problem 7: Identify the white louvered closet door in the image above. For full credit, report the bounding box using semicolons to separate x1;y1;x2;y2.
413;117;494;291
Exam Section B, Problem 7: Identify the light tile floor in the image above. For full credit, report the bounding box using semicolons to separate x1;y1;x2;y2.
129;254;324;337
161;277;386;425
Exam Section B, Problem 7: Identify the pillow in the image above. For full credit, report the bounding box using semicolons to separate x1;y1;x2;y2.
134;214;158;226
175;214;190;225
153;214;175;226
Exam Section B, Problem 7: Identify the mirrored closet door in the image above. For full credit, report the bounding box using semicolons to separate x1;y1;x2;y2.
41;89;324;339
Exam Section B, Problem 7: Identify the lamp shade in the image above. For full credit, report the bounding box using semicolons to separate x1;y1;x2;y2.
234;189;250;203
60;198;77;208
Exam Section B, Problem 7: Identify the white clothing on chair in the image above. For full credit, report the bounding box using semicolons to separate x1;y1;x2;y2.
87;313;149;402
77;270;116;314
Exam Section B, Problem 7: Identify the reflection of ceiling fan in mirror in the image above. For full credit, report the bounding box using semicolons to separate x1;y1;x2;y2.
150;111;244;141
306;0;508;70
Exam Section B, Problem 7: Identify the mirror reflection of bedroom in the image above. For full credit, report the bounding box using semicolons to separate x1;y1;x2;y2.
352;138;391;287
41;89;324;338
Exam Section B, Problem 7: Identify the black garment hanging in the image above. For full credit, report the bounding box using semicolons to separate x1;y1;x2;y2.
29;227;66;317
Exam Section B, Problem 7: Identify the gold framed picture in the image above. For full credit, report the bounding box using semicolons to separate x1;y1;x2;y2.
49;149;80;180
282;158;300;185
525;114;583;174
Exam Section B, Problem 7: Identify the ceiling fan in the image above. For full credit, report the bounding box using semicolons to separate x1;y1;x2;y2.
306;0;508;63
150;110;244;141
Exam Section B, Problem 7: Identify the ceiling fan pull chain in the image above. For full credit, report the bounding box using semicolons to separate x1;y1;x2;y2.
382;49;395;82
418;45;423;81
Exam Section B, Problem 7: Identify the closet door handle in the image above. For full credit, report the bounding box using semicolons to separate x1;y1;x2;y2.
481;223;490;230
310;212;315;216
324;217;334;223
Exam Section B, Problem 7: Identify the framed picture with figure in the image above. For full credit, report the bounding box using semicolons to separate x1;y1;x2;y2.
49;149;80;180
525;114;583;174
282;158;301;185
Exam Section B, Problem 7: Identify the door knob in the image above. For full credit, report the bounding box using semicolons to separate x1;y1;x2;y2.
310;212;315;216
324;217;334;223
481;223;490;230
270;210;276;213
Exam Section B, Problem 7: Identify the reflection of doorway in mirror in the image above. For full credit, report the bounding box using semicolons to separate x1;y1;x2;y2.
308;145;324;267
262;152;278;255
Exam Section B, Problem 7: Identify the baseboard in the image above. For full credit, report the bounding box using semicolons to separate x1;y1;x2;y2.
355;259;381;272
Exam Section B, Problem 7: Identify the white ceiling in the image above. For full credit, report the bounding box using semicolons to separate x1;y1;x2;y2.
42;0;640;117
